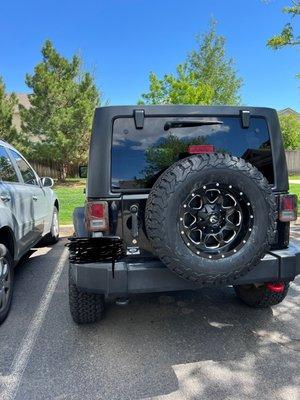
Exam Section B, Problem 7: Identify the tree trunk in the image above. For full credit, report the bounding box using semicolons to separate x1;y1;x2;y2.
58;163;68;182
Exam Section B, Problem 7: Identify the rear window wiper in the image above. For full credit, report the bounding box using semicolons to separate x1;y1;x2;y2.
164;120;223;131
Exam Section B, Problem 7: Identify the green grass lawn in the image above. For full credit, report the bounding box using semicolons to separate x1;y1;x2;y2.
289;175;300;181
54;183;85;225
54;179;300;225
289;183;300;215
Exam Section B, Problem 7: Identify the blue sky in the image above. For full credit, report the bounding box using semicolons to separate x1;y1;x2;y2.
0;0;299;110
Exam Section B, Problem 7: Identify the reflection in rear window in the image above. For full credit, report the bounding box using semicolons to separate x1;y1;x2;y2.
112;116;274;190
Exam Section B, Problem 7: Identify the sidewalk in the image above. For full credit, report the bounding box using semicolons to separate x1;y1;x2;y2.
291;217;300;227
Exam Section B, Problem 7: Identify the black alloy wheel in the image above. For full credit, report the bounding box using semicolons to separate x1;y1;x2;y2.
179;183;253;259
0;257;11;312
0;245;13;324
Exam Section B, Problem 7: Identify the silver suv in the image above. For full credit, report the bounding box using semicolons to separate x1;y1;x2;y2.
0;140;59;323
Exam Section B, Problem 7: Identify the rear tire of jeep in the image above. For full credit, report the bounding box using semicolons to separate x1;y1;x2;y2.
68;266;105;324
145;153;276;285
234;282;289;308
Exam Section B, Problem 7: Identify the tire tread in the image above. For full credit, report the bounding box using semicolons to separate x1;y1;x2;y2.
234;283;289;308
69;267;105;324
145;153;277;285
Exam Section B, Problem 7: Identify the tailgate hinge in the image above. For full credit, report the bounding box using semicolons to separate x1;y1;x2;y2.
240;110;250;128
134;109;145;129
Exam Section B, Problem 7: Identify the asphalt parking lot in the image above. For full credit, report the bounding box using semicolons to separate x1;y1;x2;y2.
0;231;299;400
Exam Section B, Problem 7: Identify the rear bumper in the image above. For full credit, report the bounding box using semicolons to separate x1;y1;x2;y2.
69;241;300;298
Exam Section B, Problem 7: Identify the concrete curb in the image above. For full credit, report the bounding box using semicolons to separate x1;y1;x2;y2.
291;217;300;226
59;225;74;238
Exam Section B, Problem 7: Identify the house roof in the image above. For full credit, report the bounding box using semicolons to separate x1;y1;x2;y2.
15;93;31;110
278;107;300;116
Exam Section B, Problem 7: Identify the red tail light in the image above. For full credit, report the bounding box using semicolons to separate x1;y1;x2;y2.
278;194;298;222
266;282;285;293
85;201;109;231
187;145;215;154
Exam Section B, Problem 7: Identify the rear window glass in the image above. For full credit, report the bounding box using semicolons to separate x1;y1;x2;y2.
112;116;274;190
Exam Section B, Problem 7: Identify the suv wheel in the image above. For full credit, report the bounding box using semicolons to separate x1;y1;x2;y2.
234;282;289;308
68;266;105;324
146;153;276;285
43;206;59;245
0;244;13;324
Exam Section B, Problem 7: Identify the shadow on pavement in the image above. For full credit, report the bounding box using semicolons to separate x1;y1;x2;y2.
2;237;299;400
59;282;300;400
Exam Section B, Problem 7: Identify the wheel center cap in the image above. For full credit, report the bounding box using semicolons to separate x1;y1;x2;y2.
209;214;219;224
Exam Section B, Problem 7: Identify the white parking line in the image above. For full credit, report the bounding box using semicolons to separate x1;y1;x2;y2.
1;247;69;400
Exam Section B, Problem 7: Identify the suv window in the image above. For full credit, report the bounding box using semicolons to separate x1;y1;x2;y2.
0;146;19;183
10;150;38;185
112;116;274;190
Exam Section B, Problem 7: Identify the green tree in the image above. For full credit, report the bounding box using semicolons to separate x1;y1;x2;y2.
0;77;26;150
142;134;207;179
278;113;300;149
267;2;300;49
139;21;242;105
21;40;100;180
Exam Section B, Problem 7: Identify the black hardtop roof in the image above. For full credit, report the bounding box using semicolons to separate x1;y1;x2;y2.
94;104;277;116
87;104;287;197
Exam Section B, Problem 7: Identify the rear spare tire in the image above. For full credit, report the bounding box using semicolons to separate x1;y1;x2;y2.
145;154;276;285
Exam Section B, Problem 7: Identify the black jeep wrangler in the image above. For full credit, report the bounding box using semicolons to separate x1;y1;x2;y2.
69;105;300;324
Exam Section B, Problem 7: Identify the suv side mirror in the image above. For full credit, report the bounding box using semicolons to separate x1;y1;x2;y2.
41;177;54;188
79;165;87;179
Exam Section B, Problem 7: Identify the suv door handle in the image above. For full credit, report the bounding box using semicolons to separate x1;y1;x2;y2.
0;194;11;202
32;195;38;201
